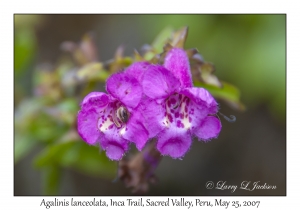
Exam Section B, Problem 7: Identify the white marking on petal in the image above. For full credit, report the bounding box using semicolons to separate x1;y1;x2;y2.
99;118;114;132
120;126;126;135
180;101;191;129
182;117;191;129
163;93;193;130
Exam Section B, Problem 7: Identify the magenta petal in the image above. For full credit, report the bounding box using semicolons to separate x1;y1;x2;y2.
105;143;126;161
142;65;181;99
106;72;142;109
194;116;222;141
180;87;218;114
100;126;129;161
157;129;192;159
138;97;164;138
122;112;149;151
81;92;110;110
164;48;193;88
125;61;150;83
77;108;102;145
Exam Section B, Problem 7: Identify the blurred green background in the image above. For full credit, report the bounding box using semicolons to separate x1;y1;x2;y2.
14;15;286;195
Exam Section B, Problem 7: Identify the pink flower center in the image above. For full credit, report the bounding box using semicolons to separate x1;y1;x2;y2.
162;93;192;129
98;101;130;133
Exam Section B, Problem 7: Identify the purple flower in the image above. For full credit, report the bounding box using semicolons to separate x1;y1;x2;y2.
141;48;222;159
77;72;149;160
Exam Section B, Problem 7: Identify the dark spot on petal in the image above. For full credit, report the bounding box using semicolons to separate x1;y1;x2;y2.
167;100;171;107
186;99;190;106
124;89;130;95
167;114;173;123
170;98;176;104
184;105;188;113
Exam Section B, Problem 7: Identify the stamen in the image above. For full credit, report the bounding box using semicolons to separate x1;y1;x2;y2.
116;106;130;123
219;112;236;123
172;101;180;109
112;111;121;128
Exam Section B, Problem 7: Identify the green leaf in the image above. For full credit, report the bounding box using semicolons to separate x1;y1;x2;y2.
195;81;246;111
14;134;38;163
76;62;109;82
28;112;68;143
52;98;79;125
122;57;133;66
14;28;36;75
42;165;61;195
144;51;156;61
34;141;116;179
151;27;174;53
15;98;68;145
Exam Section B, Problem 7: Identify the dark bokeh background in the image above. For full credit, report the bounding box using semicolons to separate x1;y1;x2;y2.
14;14;286;195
